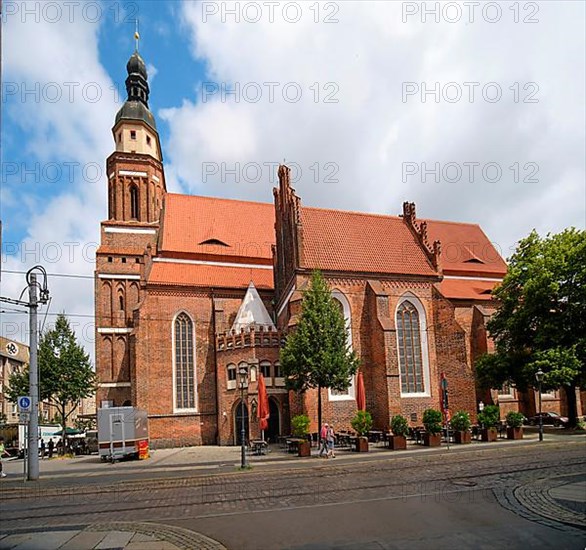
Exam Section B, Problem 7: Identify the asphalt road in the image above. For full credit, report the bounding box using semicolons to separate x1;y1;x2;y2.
1;440;585;550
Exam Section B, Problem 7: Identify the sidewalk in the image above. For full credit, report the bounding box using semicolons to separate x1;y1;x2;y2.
0;522;227;550
1;433;584;550
1;430;583;487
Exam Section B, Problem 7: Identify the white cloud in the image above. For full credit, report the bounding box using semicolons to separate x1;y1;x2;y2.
1;1;118;355
164;0;585;257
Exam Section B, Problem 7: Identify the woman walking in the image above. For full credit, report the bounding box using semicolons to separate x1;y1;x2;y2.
326;425;336;458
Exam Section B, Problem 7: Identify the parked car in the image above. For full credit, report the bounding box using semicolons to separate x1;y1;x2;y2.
526;412;569;427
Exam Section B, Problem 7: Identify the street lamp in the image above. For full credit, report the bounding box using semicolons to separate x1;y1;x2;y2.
478;401;485;412
535;368;544;442
238;365;248;468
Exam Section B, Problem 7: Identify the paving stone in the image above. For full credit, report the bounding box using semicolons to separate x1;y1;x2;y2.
11;531;78;550
130;532;157;542
95;531;134;549
60;531;108;549
0;535;32;550
124;542;180;550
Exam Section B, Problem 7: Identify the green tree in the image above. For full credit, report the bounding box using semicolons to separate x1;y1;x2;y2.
476;229;586;426
7;314;96;450
280;270;360;430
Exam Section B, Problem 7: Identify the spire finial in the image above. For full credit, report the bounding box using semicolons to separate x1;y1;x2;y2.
134;19;140;52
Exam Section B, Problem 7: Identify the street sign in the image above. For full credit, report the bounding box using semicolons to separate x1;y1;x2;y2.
18;396;31;412
18;412;30;424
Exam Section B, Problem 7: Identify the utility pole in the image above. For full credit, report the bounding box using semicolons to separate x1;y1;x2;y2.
28;273;39;480
0;266;49;481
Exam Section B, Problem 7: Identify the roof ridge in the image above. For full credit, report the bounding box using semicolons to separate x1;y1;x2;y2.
166;193;273;208
302;205;403;221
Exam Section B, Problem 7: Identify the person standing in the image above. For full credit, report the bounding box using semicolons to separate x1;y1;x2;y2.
48;438;54;459
326;425;336;458
319;423;329;458
0;437;10;477
40;439;46;459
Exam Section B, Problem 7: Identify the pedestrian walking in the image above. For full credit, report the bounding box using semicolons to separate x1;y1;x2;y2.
48;438;54;459
326;425;336;458
319;423;329;457
40;439;46;459
0;437;10;477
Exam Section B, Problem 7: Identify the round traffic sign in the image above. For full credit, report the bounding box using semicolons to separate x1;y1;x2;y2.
18;396;31;411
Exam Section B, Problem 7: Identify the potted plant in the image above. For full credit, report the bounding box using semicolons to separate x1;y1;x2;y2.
478;405;500;442
422;409;443;447
506;411;524;440
291;414;311;457
389;414;409;450
451;411;471;444
351;411;373;452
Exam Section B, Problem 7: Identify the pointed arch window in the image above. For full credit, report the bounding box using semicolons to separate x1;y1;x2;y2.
130;185;139;220
329;290;355;401
174;312;196;410
396;299;428;394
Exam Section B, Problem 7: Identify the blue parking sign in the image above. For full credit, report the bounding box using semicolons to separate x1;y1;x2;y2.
18;396;31;412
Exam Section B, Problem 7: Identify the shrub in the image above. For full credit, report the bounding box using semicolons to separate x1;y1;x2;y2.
422;409;443;435
351;411;373;436
506;411;524;428
390;414;409;437
450;410;471;432
291;414;310;438
478;405;500;428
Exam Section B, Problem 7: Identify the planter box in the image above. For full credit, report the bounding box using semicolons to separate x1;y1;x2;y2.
481;428;497;442
355;437;369;452
389;435;407;450
507;427;523;440
423;433;441;447
454;431;471;444
298;440;311;457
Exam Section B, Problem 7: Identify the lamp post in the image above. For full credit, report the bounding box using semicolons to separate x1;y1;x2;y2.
535;368;544;442
478;401;484;412
238;365;248;468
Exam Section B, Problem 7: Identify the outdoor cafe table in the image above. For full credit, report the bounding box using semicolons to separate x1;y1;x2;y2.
368;430;383;443
250;440;268;455
286;438;304;453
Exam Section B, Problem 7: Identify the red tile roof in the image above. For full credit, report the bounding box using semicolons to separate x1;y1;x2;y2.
437;278;500;301
299;207;438;276
148;261;273;290
156;193;506;282
425;220;507;277
159;194;275;260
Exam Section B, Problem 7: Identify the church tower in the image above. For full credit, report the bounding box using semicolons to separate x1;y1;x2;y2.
106;48;166;223
95;41;165;409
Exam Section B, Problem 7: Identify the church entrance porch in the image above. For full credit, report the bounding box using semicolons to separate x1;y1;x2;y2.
266;397;281;443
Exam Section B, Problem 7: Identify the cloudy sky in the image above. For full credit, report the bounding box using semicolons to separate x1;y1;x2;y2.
1;0;585;356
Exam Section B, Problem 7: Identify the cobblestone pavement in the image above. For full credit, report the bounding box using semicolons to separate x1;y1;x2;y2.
0;522;227;550
1;439;585;549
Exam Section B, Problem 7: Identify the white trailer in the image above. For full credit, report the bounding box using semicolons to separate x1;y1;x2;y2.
97;407;149;462
17;424;61;453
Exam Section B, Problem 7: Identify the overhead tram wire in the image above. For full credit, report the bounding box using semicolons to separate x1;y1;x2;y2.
2;270;94;280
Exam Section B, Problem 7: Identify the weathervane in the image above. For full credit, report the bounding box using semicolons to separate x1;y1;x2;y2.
134;19;140;52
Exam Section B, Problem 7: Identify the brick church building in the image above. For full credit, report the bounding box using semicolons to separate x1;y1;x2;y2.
95;50;565;448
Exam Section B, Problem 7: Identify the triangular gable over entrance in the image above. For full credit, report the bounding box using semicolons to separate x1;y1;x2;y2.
231;282;276;333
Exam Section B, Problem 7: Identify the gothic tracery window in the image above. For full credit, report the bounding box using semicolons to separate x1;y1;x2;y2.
396;301;425;394
174;313;195;410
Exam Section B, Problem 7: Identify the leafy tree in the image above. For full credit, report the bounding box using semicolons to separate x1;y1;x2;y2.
7;314;96;450
281;270;359;431
476;229;586;426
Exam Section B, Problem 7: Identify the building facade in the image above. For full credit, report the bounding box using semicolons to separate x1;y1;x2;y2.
95;50;576;448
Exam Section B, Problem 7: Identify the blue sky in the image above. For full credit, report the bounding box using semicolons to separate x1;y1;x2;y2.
1;1;584;353
1;0;205;247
